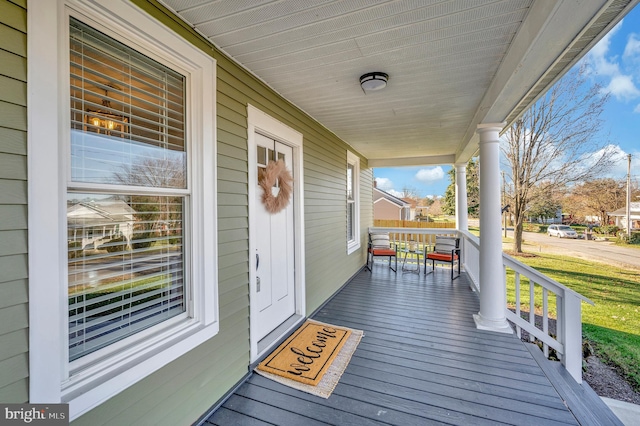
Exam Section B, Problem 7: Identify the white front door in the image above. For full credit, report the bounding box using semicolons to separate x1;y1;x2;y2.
253;133;296;342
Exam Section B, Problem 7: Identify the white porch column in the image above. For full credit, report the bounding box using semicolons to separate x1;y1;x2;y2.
474;124;512;334
455;163;468;231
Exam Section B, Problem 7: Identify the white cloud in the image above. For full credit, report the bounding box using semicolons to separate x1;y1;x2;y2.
579;144;638;178
374;177;394;191
606;75;640;101
375;178;406;197
414;166;445;184
587;23;622;76
584;22;640;103
623;33;640;62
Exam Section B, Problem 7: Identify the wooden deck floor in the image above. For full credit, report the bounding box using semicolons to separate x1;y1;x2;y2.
203;265;607;425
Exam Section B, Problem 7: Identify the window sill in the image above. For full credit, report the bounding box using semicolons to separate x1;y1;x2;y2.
63;319;219;419
347;241;361;255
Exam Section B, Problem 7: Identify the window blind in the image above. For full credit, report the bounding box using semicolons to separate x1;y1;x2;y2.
69;18;186;188
67;194;185;361
67;18;188;361
347;163;355;241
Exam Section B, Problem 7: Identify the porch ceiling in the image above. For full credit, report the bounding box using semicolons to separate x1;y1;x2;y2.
160;0;636;166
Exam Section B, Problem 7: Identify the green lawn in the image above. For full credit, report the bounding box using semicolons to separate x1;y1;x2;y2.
614;240;640;249
508;252;640;391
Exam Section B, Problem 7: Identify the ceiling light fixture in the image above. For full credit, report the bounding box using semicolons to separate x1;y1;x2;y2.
359;72;388;91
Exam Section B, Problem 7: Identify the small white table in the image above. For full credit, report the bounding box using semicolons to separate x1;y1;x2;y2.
400;248;422;274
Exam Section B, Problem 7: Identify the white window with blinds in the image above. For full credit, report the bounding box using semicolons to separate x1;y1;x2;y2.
347;151;361;254
28;1;217;419
67;17;189;362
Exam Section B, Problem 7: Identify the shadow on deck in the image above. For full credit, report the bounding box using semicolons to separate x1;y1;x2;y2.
203;264;619;425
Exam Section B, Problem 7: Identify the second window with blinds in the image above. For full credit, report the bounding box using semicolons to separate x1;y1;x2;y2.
346;151;360;254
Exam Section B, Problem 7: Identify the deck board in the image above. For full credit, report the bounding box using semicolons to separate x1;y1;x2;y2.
204;266;612;425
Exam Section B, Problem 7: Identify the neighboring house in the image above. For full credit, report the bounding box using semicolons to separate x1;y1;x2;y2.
373;187;410;221
585;215;602;224
608;202;640;230
526;209;562;224
413;204;431;221
0;1;632;425
67;198;135;250
401;197;430;221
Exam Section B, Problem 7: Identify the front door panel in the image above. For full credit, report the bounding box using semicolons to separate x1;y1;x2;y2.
254;133;295;341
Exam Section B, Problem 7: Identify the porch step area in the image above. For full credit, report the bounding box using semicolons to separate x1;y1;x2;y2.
524;343;624;426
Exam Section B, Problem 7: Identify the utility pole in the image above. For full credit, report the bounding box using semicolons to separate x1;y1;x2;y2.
627;154;632;240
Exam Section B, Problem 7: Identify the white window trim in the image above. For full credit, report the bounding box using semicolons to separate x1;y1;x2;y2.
346;151;361;254
27;0;218;420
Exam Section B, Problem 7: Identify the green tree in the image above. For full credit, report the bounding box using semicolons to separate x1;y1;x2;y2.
442;159;479;218
466;159;480;218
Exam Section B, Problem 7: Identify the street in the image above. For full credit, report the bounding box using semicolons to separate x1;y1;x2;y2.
503;229;640;270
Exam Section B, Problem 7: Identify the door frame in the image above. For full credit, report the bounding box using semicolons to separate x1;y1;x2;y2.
247;105;306;362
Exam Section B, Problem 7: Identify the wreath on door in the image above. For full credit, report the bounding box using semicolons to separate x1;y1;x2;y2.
259;159;293;214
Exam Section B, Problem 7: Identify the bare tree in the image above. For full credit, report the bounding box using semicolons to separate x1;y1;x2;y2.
561;192;588;224
502;65;615;252
572;178;626;225
112;156;186;246
429;197;443;217
401;185;421;200
113;156;185;188
527;184;563;223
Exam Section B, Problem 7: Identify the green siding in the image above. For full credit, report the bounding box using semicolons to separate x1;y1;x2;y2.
0;329;27;364
0;153;27;180
0;0;27;404
0;50;26;82
0;380;28;403
0;279;27;310
0;353;28;390
0;230;27;256
0;23;26;57
0;75;26;106
8;0;26;9
0;205;27;230
0;101;26;131
0;180;27;204
0;127;27;155
0;1;26;32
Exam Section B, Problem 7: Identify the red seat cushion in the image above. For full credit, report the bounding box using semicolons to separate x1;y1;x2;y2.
426;253;458;261
370;248;396;256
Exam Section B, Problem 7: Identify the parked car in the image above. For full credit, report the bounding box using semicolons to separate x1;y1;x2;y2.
548;224;578;239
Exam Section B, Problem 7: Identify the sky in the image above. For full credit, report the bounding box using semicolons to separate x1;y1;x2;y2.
374;6;640;200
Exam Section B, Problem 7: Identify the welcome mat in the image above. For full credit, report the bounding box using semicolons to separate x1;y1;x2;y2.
256;320;363;398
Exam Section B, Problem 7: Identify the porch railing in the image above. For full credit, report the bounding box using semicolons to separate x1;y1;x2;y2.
457;230;480;292
502;254;593;383
368;226;592;383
